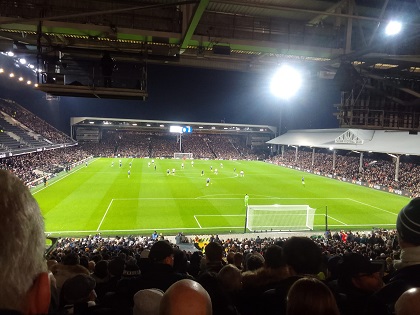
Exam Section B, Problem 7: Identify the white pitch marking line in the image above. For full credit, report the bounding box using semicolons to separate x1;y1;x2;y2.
327;215;348;225
47;226;246;234
348;198;397;216
97;199;114;231
195;214;245;217
194;215;202;229
32;159;99;195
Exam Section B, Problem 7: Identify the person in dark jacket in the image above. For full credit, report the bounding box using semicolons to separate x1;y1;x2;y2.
368;198;420;315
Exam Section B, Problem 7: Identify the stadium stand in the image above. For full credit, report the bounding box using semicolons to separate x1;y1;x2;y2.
1;103;420;314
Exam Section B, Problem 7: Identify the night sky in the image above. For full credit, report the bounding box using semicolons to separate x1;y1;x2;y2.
0;61;341;135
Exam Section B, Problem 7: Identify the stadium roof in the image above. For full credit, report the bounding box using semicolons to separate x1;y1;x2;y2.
267;128;420;156
71;116;277;134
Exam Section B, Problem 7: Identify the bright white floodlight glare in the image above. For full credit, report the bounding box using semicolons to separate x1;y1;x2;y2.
270;65;302;99
19;58;27;65
385;21;402;36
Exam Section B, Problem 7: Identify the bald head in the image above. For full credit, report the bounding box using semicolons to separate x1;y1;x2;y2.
160;279;212;315
395;288;420;315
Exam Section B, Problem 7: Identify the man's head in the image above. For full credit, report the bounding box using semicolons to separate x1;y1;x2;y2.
133;288;163;315
0;170;50;314
395;288;420;315
159;279;212;315
282;237;323;275
396;198;420;246
149;241;174;266
205;242;224;263
264;245;285;269
337;253;384;293
61;274;96;305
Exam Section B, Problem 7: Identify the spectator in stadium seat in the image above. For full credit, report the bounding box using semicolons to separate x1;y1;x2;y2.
260;237;324;315
241;245;289;290
200;242;226;275
141;241;187;291
160;279;212;315
133;288;163;315
238;245;289;315
0;170;50;314
244;253;265;272
50;252;91;291
368;198;420;315
331;253;384;315
118;241;187;303
286;277;340;315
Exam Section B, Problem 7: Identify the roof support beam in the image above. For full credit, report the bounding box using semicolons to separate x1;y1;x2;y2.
180;0;209;53
307;0;347;26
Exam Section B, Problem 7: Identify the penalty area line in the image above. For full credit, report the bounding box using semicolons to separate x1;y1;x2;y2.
194;215;202;229
97;199;114;231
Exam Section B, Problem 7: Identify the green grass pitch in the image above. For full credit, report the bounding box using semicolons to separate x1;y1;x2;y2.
31;158;408;237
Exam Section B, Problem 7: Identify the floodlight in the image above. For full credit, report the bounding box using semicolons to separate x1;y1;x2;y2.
19;58;26;65
270;65;302;99
6;51;14;57
9;73;14;77
385;21;402;36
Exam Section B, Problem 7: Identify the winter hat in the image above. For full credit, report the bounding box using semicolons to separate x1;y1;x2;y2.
337;253;382;289
62;274;96;304
123;259;141;277
133;288;163;315
396;198;420;245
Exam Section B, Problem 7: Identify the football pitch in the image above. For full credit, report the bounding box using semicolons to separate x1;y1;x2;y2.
32;158;408;237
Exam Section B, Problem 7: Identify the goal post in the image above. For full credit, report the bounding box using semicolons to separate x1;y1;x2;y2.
245;205;316;232
174;152;193;159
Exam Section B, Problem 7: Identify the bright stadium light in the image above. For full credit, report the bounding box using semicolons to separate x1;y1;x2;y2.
385;21;402;36
19;58;27;65
270;65;302;100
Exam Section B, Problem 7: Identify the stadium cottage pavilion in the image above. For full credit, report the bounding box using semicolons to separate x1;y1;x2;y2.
268;128;420;198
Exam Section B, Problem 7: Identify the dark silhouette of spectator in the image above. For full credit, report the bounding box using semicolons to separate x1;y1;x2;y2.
0;170;51;314
50;252;91;291
368;198;420;315
331;253;384;315
286;277;340;315
140;241;187;291
260;237;324;315
200;242;226;275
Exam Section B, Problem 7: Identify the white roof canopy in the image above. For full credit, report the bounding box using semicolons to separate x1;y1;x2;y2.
267;128;420;156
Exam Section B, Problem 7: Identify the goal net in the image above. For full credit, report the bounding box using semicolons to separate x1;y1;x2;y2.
246;205;316;232
174;152;193;159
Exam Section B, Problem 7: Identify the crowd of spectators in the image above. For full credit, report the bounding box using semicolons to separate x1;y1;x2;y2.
271;148;420;196
78;130;263;160
0;98;72;144
41;226;404;314
0;147;90;184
